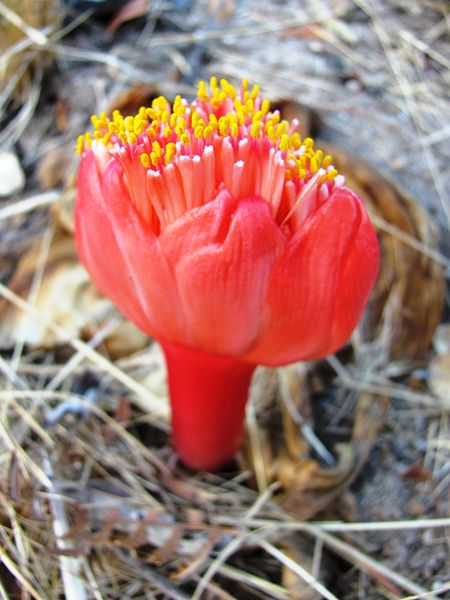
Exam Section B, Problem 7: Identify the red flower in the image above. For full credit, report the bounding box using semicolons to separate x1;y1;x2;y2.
75;78;379;470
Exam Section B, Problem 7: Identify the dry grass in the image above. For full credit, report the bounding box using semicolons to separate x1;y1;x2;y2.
0;0;449;598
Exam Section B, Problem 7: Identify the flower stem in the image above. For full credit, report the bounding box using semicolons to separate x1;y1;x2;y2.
162;342;256;471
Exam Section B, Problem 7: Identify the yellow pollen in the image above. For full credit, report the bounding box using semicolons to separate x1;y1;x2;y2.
310;156;319;173
279;134;290;152
76;134;85;154
194;125;204;139
250;121;261;137
180;132;190;146
322;155;332;169
124;116;134;132
140;153;151;168
152;141;162;157
261;99;270;114
250;84;260;99
175;118;186;135
203;125;214;138
165;142;176;165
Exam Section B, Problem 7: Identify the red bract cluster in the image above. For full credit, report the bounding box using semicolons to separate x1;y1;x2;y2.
75;78;379;470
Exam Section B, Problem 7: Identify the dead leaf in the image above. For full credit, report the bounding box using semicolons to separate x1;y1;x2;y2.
0;231;149;358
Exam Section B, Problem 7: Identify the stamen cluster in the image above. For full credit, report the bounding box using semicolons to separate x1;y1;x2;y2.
77;78;343;231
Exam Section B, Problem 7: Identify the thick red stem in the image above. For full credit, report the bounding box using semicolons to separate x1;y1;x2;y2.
161;342;256;471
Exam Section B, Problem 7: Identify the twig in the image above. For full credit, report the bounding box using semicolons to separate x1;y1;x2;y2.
218;563;289;599
0;192;61;221
44;458;88;600
259;539;340;600
0;1;48;46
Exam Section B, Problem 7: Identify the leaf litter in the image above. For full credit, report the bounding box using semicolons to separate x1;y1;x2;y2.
0;0;449;598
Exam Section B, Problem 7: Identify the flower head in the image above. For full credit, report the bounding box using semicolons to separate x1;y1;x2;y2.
75;78;379;469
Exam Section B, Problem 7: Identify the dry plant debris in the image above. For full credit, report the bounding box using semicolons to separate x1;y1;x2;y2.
0;0;449;598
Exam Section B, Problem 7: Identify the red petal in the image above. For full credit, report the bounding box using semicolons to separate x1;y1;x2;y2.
173;197;285;356
245;187;379;365
75;152;152;334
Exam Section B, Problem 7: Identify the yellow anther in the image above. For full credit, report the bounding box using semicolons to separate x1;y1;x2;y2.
242;79;248;91
152;96;168;110
250;84;260;99
84;132;92;147
261;99;270;114
326;168;338;181
291;133;301;150
119;132;128;144
250;121;261;137
310;156;319;173
245;97;254;112
134;119;147;135
173;95;182;110
194;125;204;139
175;118;186;136
279;134;290;152
128;133;137;144
210;76;218;89
198;80;209;101
140;153;151;168
124;116;134;132
192;112;199;128
152;141;162;157
322;155;332;169
267;125;276;142
253;110;263;122
231;123;239;137
76;135;85;154
298;168;307;179
218;116;229;136
315;149;323;163
203;125;214;138
164;126;172;138
180;132;190;146
303;137;314;148
164;142;176;165
150;152;159;166
270;112;280;125
147;124;158;139
236;109;245;126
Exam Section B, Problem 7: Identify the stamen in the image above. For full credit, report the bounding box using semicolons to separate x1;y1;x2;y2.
78;78;340;230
